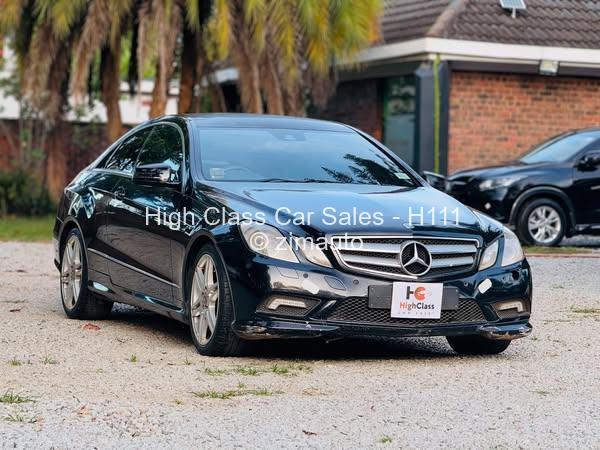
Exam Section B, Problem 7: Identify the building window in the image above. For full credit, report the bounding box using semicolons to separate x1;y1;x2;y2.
383;76;416;167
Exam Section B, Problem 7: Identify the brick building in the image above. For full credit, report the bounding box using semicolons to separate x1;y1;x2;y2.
316;0;600;175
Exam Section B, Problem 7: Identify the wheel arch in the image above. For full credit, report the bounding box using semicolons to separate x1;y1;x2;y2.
509;186;576;235
58;218;85;263
180;231;235;319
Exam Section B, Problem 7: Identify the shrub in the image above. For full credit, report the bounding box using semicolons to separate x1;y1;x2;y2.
0;169;54;217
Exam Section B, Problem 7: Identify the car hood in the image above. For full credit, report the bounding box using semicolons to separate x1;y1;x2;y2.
200;182;499;240
448;161;550;182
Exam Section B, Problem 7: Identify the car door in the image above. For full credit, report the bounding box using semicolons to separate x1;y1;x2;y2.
105;123;186;308
572;149;600;224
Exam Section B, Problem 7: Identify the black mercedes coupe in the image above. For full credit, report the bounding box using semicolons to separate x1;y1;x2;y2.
53;114;532;356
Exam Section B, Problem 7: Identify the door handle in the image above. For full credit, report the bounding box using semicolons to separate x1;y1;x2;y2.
114;186;126;198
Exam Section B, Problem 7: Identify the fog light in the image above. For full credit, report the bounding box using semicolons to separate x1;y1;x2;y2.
267;297;308;310
493;300;530;319
496;300;525;313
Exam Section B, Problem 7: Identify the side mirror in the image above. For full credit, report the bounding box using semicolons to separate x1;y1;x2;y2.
578;153;600;170
133;163;180;187
421;170;446;191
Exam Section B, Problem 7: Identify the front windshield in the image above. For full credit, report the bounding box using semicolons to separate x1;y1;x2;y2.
520;132;600;164
197;127;416;187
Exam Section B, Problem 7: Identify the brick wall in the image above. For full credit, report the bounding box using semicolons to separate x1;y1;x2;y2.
449;71;600;173
312;79;383;140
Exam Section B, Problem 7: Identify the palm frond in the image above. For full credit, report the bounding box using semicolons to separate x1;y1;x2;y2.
0;0;24;33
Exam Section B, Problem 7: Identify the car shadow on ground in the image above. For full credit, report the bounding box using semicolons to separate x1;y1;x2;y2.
107;304;458;361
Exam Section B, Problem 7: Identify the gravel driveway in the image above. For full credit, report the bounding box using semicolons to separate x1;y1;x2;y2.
1;242;599;449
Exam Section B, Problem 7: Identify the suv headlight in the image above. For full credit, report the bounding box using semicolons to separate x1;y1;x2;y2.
501;227;524;266
479;176;521;191
239;222;298;263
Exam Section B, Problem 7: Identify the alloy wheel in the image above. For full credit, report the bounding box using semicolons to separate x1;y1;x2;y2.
61;235;82;309
527;205;562;244
190;254;220;345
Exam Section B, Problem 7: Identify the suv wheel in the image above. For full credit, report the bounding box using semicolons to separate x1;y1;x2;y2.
187;245;243;356
447;335;511;355
516;198;566;247
60;228;113;320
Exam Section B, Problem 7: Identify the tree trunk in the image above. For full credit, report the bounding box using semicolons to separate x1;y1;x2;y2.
149;6;180;118
46;124;68;202
178;26;197;114
261;46;284;115
100;45;124;142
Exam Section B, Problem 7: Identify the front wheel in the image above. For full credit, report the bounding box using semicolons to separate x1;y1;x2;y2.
187;245;243;356
447;335;511;355
60;228;112;320
516;198;566;247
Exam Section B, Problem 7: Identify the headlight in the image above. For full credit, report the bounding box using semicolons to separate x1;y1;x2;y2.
479;240;499;270
501;227;524;266
479;176;521;191
239;222;298;263
294;238;332;268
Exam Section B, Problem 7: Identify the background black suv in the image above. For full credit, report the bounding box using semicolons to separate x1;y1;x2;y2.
446;129;600;246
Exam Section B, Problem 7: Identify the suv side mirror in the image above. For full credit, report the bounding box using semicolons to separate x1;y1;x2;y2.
578;153;600;170
133;163;180;187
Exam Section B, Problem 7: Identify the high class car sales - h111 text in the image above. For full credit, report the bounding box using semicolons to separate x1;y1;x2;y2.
145;205;464;229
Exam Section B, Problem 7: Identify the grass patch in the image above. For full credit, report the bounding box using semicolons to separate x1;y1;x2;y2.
192;386;283;400
183;357;192;366
42;356;57;365
570;306;600;315
8;358;22;367
532;390;551;396
4;413;37;423
235;366;260;376
379;436;393;444
0;391;34;404
525;246;593;255
204;367;228;376
0;215;54;242
129;354;138;363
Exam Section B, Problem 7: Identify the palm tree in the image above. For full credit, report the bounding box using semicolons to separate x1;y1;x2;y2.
205;0;382;115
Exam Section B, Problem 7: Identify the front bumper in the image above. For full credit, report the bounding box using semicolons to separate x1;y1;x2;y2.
233;319;532;341
223;246;533;341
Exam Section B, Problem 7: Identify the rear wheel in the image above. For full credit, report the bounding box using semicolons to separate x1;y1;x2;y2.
447;335;511;355
60;229;112;320
187;245;243;356
516;198;566;247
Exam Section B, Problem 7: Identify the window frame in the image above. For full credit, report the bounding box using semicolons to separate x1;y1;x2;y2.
134;122;185;185
93;121;188;191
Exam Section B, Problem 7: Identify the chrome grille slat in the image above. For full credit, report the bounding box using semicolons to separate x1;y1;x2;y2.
329;235;480;280
430;256;474;269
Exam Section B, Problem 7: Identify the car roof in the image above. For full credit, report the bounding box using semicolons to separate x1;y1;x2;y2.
180;113;352;132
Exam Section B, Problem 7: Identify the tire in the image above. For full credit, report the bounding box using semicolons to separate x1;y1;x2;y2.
447;335;511;355
516;198;566;247
186;244;243;356
60;228;113;320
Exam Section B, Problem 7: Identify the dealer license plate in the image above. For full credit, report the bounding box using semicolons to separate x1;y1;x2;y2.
391;282;444;319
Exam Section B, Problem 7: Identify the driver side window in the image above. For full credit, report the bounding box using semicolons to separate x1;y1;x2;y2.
103;128;152;174
136;124;184;182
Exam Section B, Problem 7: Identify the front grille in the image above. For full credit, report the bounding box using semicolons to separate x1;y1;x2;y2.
329;235;480;280
325;297;486;326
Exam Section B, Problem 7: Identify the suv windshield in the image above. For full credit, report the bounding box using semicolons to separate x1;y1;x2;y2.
197;127;416;187
520;132;600;164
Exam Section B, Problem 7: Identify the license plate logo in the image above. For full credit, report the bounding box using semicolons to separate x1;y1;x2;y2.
391;282;443;319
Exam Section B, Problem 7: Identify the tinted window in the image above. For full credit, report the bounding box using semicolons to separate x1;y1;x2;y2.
520;132;600;164
103;128;151;173
197;128;415;187
137;125;184;181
